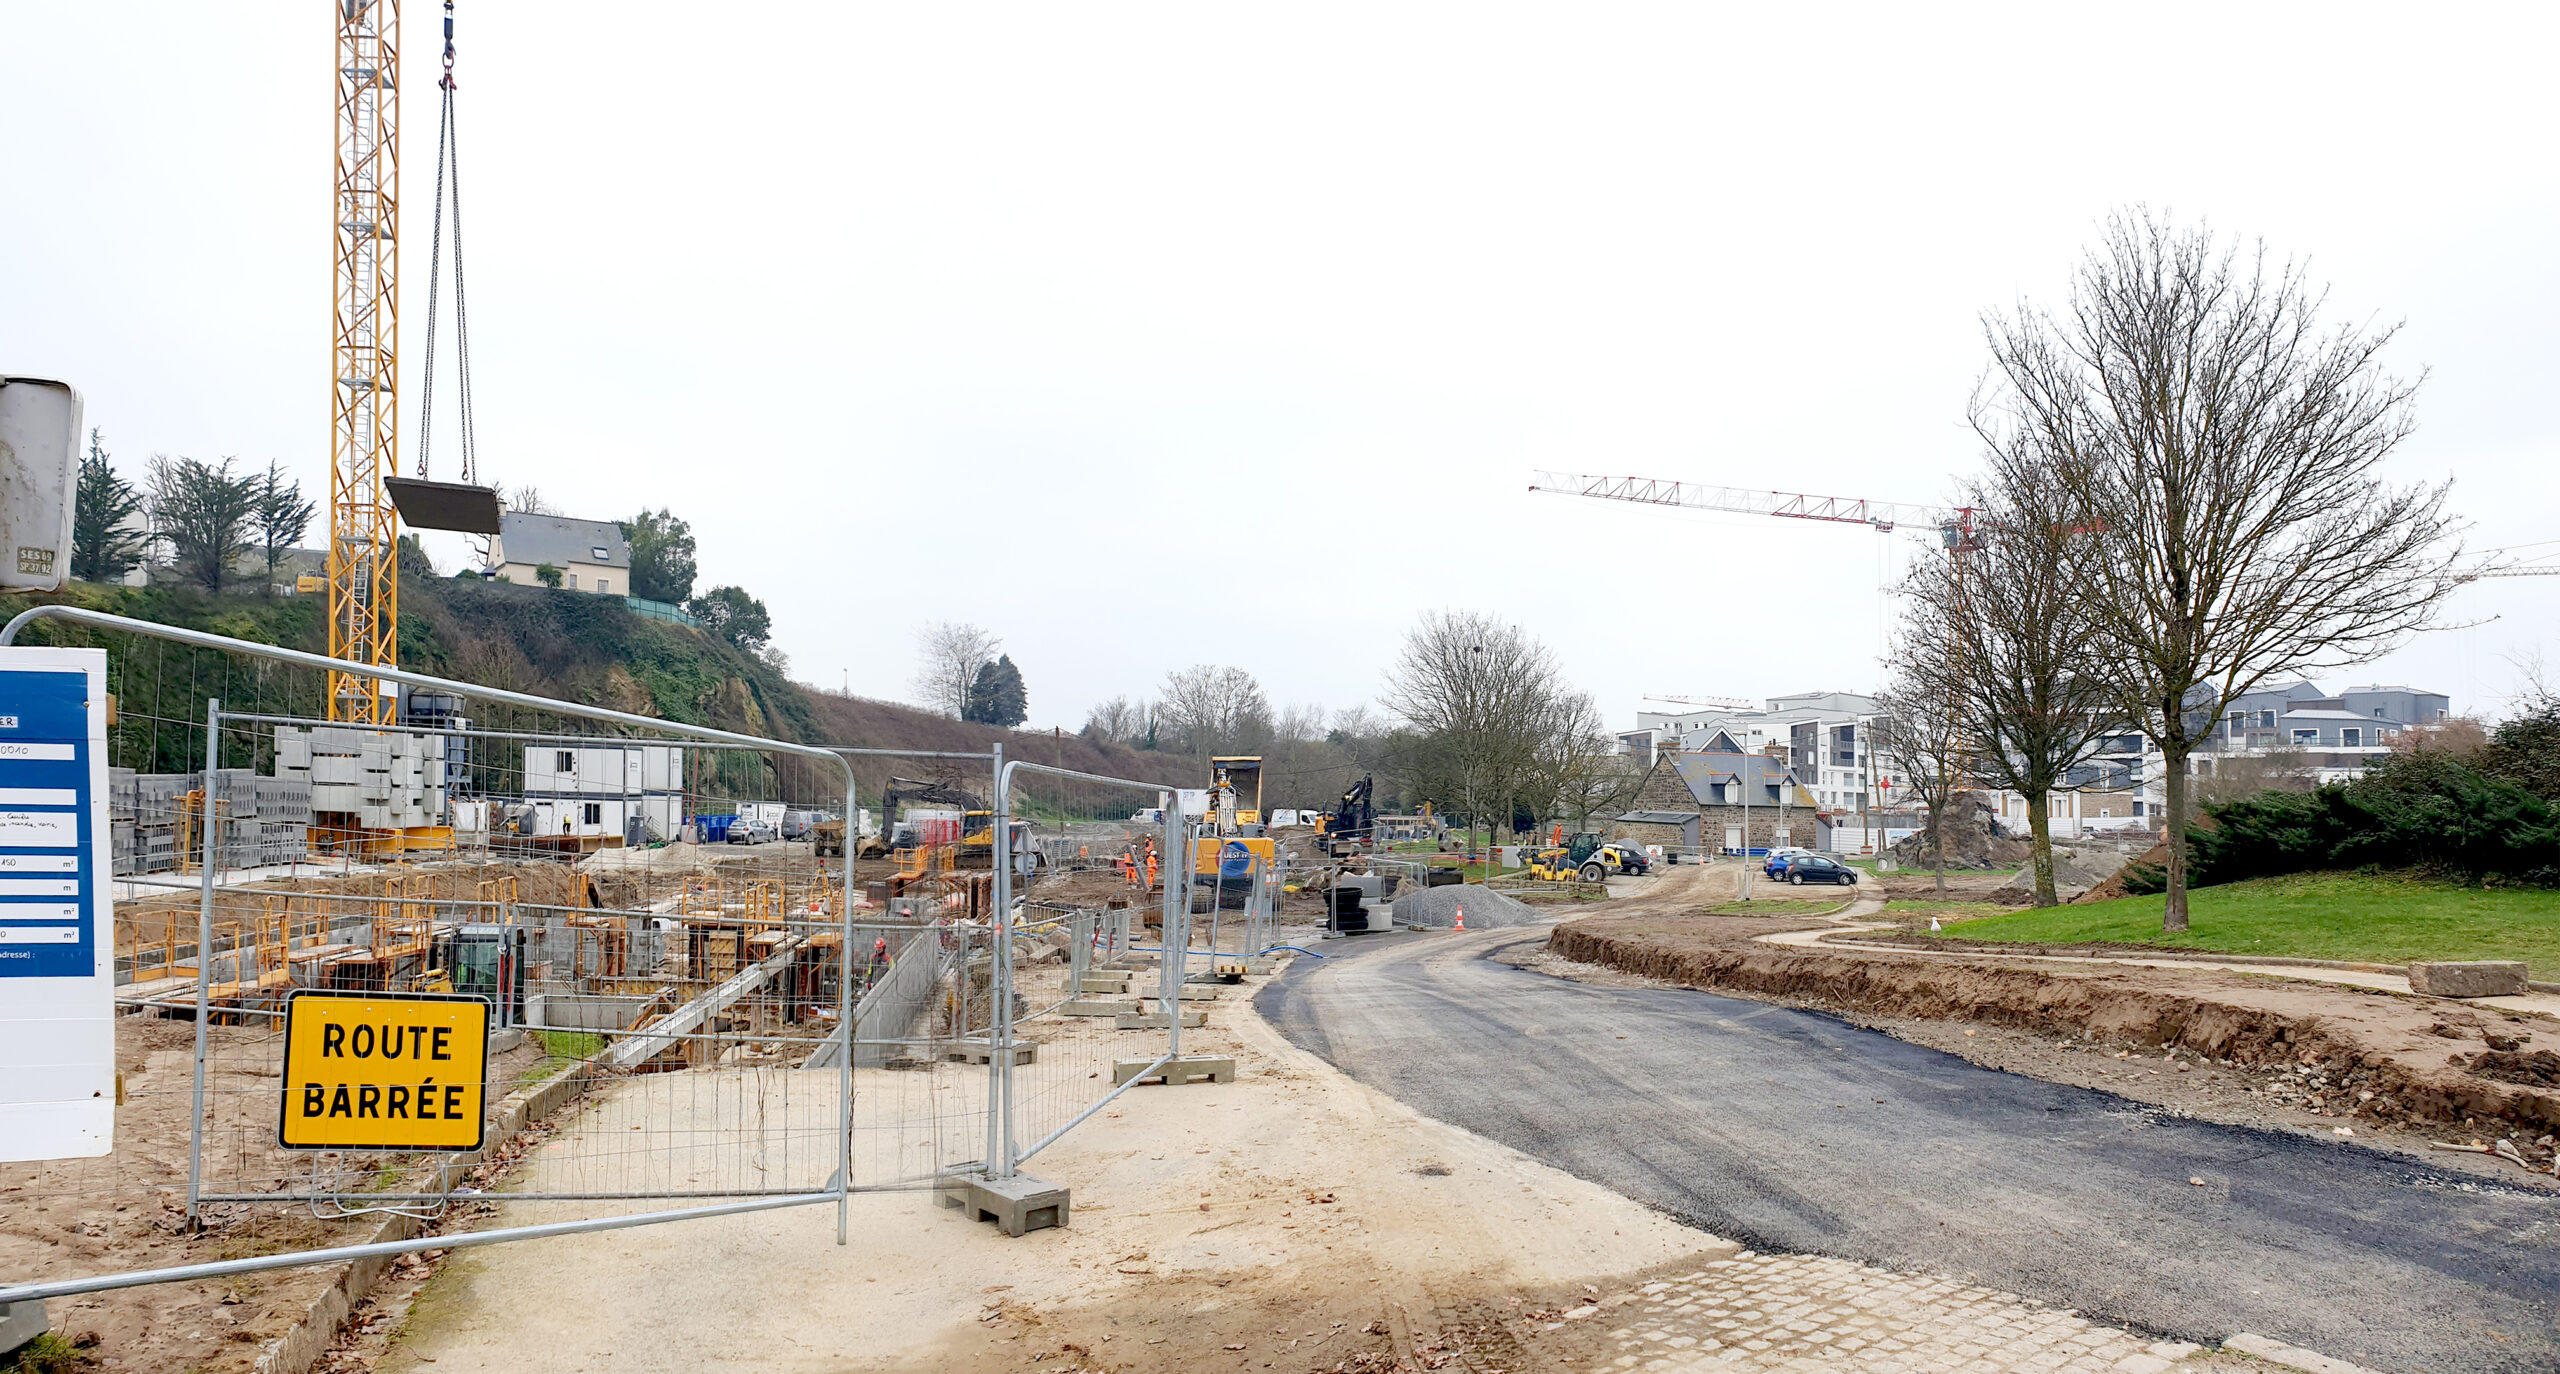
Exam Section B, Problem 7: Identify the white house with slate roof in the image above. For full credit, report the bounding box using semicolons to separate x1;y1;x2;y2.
486;512;631;596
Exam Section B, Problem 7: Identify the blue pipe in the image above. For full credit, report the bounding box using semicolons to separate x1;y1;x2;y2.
1259;944;1324;959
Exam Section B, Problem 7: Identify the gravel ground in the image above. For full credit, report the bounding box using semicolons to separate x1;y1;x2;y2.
1390;882;1541;929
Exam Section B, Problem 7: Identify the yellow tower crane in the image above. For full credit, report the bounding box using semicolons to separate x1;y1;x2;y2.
327;0;403;723
329;0;504;728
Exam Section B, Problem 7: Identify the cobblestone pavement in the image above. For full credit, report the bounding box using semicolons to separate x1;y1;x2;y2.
1534;1251;2217;1372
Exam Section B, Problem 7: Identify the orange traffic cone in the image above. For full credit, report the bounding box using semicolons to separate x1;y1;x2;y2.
1454;906;1466;932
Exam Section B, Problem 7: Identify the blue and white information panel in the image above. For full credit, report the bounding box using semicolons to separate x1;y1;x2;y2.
0;647;114;1160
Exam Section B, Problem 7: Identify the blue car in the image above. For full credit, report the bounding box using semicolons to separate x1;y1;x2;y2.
1765;853;1858;886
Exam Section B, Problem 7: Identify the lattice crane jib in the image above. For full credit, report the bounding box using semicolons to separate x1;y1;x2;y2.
1531;469;1989;795
329;0;401;724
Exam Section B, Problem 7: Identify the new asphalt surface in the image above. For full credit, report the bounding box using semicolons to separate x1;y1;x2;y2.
1256;927;2560;1373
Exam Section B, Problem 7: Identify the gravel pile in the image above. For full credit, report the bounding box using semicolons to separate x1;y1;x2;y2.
1391;883;1542;930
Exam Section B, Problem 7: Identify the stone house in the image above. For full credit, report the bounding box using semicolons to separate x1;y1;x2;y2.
1611;741;1826;855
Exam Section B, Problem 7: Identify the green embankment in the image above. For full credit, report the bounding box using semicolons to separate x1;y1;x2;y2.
1931;871;2560;979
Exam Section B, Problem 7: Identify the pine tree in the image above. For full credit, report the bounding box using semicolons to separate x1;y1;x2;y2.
71;429;145;583
963;654;1028;727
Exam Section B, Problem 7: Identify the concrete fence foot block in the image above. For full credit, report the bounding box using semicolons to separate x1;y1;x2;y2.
943;1038;1036;1066
2408;961;2528;998
938;1171;1069;1236
1114;1056;1237;1087
1115;1011;1205;1030
1059;999;1142;1016
0;1299;47;1360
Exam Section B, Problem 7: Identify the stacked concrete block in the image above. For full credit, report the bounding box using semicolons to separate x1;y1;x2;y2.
275;725;448;830
251;774;312;865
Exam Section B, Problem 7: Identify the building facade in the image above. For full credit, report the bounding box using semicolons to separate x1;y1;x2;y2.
487;512;633;595
1612;743;1827;855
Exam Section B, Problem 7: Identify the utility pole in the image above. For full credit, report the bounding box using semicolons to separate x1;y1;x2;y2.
1739;761;1752;900
1858;716;1874;857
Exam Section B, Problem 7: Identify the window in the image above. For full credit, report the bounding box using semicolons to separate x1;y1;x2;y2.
582;803;602;826
591;546;610;561
2133;801;2145;816
2342;728;2362;747
2292;729;2318;744
596;578;610;595
567;572;578;589
2373;708;2386;718
555;750;575;773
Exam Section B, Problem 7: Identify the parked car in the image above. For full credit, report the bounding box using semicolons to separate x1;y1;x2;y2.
1768;853;1858;886
1761;847;1814;877
727;820;778;845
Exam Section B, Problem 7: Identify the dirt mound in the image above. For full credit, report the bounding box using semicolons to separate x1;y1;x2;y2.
1988;844;2133;902
1885;797;2033;871
1548;915;2560;1141
1394;883;1541;929
2465;1048;2560;1088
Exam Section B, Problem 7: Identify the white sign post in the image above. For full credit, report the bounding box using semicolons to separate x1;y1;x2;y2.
0;647;114;1160
0;377;83;594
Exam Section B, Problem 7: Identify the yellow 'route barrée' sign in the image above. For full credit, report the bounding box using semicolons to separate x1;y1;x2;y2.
278;989;490;1151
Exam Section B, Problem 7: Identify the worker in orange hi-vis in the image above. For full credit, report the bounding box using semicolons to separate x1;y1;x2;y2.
1145;851;1159;889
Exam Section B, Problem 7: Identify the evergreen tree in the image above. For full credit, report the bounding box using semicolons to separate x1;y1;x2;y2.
963;654;1028;727
71;429;146;582
146;455;259;592
252;460;318;592
687;584;772;650
624;508;698;603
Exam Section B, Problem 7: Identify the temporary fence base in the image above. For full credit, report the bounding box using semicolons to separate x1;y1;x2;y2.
1113;1056;1236;1087
0;1298;48;1360
1115;1011;1204;1030
936;1170;1070;1237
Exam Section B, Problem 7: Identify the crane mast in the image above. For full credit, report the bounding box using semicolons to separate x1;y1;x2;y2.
328;0;402;724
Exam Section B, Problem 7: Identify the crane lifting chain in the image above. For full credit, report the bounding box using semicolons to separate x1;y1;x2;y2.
416;0;478;487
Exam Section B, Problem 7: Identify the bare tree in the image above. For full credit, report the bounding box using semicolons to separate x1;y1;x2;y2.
1156;665;1273;757
1526;688;1640;833
1894;478;2119;906
911;621;1001;719
1080;694;1148;745
1870;685;1968;893
1978;211;2463;931
1382;611;1570;839
503;485;558;516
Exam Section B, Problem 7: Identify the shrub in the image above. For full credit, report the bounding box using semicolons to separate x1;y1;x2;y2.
2188;754;2560;887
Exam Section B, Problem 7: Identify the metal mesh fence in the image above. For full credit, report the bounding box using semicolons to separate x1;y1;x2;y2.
0;605;1276;1304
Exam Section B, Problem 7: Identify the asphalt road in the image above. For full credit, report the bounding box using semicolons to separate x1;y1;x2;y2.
1257;928;2560;1374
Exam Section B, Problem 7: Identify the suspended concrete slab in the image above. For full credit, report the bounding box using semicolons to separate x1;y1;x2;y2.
385;476;504;535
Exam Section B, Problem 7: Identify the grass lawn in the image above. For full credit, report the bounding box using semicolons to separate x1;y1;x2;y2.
1929;871;2560;979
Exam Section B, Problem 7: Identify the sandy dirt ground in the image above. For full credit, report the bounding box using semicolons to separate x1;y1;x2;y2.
352;971;1736;1374
1;1012;541;1374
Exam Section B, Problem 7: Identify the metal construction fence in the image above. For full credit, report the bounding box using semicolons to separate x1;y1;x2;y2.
0;606;1229;1307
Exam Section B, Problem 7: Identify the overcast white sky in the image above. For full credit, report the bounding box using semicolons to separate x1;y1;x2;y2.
6;3;2555;731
